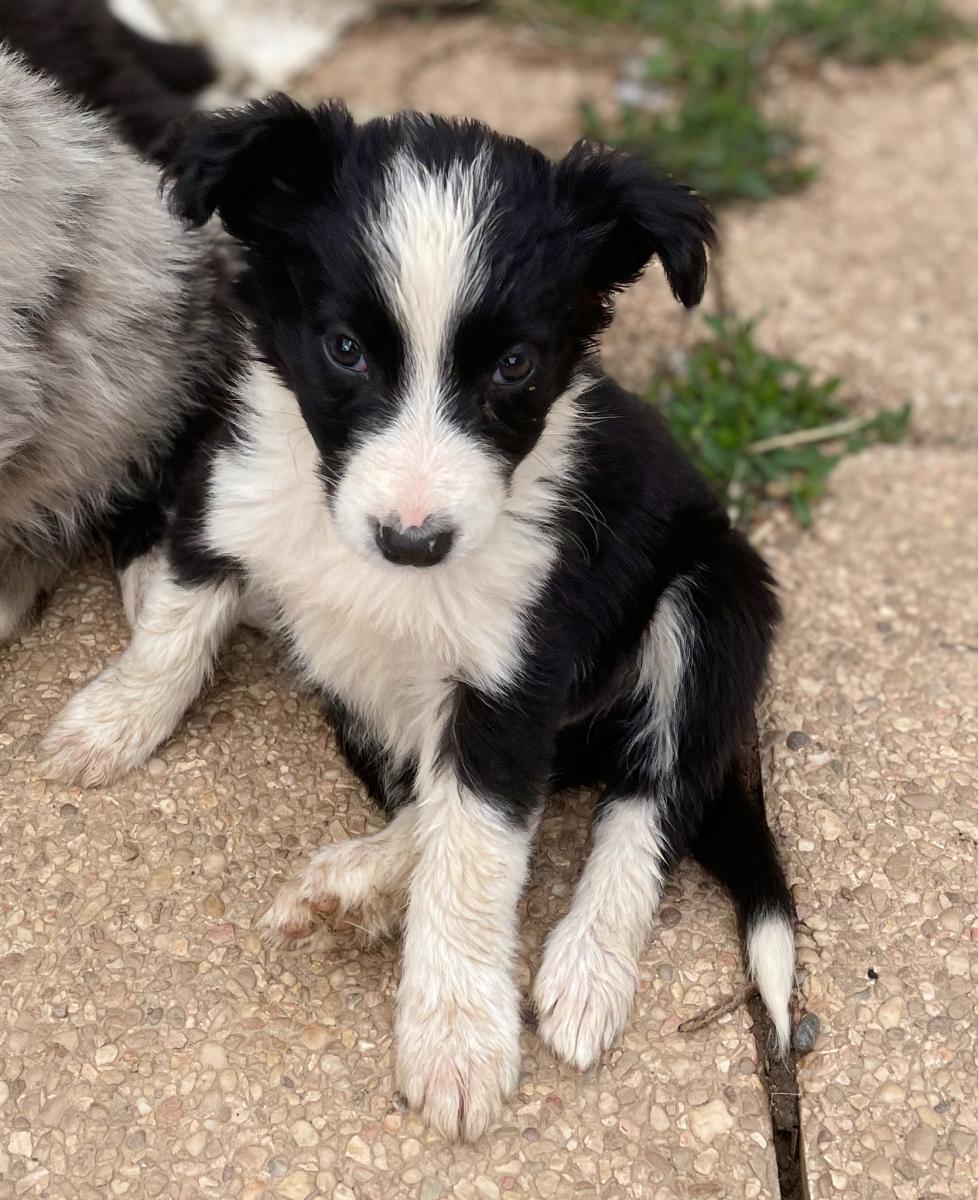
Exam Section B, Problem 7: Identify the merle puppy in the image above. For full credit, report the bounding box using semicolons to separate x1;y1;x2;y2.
0;0;216;160
0;48;239;645
39;97;796;1140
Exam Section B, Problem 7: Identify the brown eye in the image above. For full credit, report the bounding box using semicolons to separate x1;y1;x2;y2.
326;334;368;374
492;348;536;386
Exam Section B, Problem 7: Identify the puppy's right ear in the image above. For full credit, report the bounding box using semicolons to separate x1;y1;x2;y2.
163;95;354;242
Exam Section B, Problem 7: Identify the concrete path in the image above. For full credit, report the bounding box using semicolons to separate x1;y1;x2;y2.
761;446;978;1200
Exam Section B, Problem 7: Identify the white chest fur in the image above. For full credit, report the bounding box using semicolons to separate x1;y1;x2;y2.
205;363;581;762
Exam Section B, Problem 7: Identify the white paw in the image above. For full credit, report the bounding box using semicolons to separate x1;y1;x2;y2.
533;924;639;1071
38;673;163;787
260;837;410;950
394;978;521;1141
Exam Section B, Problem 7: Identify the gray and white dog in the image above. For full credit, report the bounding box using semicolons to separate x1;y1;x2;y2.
0;48;240;642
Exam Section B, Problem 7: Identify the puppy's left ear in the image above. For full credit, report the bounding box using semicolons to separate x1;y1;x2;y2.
558;141;715;308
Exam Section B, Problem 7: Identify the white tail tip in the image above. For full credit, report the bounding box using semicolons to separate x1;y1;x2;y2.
747;913;795;1056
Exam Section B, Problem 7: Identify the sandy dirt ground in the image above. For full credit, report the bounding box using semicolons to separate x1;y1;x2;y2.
2;5;977;1199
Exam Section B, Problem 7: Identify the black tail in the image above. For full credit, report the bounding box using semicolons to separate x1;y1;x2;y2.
693;762;795;1054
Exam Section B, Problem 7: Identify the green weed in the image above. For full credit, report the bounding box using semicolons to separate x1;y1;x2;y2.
776;0;968;65
533;0;967;205
650;317;911;525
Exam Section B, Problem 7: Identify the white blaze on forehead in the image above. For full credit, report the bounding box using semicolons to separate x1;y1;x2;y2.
363;146;499;412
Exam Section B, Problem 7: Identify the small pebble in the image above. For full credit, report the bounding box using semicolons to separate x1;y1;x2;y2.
300;1023;331;1051
786;731;810;750
792;1012;821;1055
200;1041;228;1069
59;803;79;818
266;1155;288;1180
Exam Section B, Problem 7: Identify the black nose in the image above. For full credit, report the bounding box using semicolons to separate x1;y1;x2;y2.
374;519;454;568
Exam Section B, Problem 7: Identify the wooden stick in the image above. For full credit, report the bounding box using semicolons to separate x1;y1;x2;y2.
746;414;874;455
678;984;758;1033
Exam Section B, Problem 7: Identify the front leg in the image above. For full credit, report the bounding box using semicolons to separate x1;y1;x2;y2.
395;745;539;1141
0;546;62;645
39;560;239;786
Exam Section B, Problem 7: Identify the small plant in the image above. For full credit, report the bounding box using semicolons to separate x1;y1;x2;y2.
650;316;910;525
533;0;967;205
582;0;815;204
776;0;968;66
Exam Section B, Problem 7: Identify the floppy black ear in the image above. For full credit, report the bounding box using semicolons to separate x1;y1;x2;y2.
557;141;715;308
163;95;354;241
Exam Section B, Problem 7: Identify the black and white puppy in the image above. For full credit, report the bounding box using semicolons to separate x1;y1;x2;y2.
0;48;241;645
39;97;795;1140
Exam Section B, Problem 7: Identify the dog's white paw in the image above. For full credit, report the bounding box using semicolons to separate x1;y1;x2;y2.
533;923;638;1071
394;979;521;1142
260;835;411;950
38;672;164;787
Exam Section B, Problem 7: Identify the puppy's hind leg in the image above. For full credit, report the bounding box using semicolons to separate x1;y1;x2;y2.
261;803;419;950
39;559;240;787
534;793;675;1070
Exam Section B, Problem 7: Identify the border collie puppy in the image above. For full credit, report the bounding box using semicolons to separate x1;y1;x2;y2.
0;48;242;644
39;97;796;1140
0;0;216;161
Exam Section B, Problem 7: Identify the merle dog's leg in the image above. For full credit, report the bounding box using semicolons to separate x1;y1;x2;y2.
39;555;239;786
0;546;62;644
536;539;794;1066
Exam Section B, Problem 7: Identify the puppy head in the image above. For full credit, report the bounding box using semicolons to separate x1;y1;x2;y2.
166;101;714;570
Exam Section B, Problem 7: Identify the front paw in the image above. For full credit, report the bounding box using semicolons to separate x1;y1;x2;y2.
259;835;412;951
38;673;160;787
395;980;521;1141
533;922;638;1071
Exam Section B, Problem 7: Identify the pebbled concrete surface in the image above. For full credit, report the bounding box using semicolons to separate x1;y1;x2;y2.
761;446;978;1199
1;566;778;1199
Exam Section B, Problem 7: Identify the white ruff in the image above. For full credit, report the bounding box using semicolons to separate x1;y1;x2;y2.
207;360;586;766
